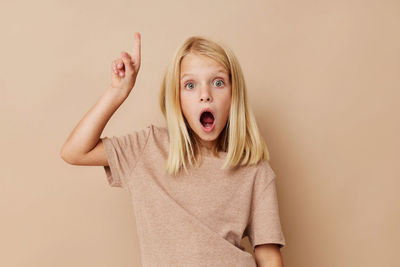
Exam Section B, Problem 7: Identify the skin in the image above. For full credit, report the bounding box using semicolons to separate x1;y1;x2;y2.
111;32;141;95
60;32;141;164
254;244;284;267
179;52;232;150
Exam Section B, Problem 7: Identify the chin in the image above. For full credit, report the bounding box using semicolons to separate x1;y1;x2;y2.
197;126;220;139
200;135;217;142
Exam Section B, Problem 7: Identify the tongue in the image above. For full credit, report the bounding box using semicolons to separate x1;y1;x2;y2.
202;113;214;123
201;112;214;128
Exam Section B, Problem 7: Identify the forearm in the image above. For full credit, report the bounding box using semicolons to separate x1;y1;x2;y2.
60;86;128;161
256;256;283;267
254;244;284;267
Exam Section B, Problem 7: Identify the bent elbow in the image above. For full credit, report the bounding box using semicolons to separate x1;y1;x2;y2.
59;146;78;165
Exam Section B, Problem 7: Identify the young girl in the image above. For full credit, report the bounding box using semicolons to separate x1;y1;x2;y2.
61;32;286;267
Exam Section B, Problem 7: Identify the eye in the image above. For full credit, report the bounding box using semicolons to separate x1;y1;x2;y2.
183;78;225;90
184;81;195;90
213;79;225;87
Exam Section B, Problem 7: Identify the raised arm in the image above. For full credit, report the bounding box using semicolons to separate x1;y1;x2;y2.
60;32;142;166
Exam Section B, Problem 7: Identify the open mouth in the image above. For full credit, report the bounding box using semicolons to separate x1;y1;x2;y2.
200;110;215;129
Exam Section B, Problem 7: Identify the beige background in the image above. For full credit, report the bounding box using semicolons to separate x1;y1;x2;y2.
1;0;399;266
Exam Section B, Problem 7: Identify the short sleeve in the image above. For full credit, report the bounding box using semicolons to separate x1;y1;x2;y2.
244;162;286;250
101;125;152;189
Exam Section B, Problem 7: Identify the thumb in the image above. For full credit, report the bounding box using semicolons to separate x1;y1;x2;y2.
121;51;134;74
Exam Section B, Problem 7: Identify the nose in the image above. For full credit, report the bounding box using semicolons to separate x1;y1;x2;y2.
200;84;212;102
201;96;211;102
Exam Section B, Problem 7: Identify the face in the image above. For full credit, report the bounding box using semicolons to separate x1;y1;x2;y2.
179;52;232;149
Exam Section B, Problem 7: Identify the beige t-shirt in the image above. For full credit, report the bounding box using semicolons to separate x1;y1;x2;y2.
101;124;286;267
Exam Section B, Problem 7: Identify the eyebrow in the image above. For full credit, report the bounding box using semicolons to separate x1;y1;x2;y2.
180;69;228;79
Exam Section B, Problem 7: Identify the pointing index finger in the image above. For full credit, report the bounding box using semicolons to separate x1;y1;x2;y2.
132;32;141;67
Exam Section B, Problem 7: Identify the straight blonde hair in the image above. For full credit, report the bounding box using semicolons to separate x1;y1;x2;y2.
159;35;270;176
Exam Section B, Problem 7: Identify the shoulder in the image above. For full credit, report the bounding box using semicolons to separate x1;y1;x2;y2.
257;160;276;178
148;124;169;140
229;159;276;186
241;159;275;177
140;124;170;153
251;159;277;189
150;124;168;134
122;124;168;147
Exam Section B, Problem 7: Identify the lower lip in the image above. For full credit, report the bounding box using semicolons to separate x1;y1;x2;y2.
200;121;215;132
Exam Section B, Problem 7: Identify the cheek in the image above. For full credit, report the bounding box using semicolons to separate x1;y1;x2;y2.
222;93;232;113
180;95;193;119
180;90;187;107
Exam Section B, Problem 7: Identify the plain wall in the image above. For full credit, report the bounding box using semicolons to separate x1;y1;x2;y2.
1;0;399;266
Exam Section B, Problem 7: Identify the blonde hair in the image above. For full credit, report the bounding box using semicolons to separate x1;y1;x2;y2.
159;35;270;176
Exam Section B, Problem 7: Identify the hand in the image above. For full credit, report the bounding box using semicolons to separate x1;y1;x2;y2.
111;32;141;95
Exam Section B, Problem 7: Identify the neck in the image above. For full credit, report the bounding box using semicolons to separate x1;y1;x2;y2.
198;139;214;150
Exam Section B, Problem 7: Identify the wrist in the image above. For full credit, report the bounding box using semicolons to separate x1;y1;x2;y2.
106;86;130;101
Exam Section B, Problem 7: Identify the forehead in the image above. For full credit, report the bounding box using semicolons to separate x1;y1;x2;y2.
180;53;228;78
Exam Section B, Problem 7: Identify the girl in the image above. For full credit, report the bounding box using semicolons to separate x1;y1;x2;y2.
61;32;286;267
